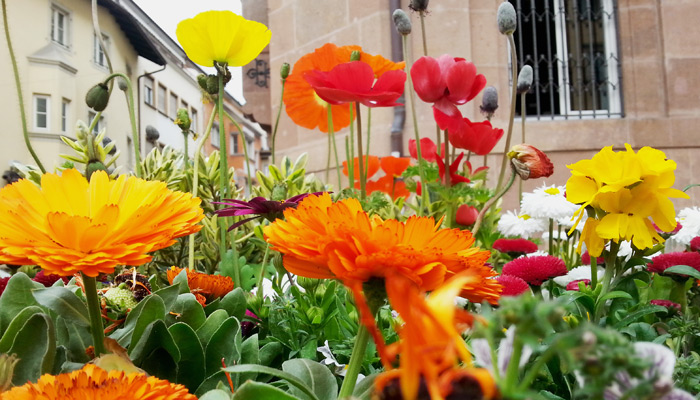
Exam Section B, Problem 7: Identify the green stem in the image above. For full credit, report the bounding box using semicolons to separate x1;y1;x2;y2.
473;165;517;235
256;244;270;305
418;11;429;56
402;35;429;216
348;105;355;185
104;73;141;177
502;336;523;394
669;279;689;315
188;109;218;270
224;111;252;194
519;92;526;202
443;129;452;228
337;324;370;399
595;241;619;322
228;228;241;287
183;132;189;161
497;34;519;191
516;343;558;392
355;103;366;200
327;106;342;189
325;129;331;183
271;78;286;165
81;273;106;356
589;242;597;289
548;219;554;256
2;0;46;173
216;66;229;270
364;108;372;180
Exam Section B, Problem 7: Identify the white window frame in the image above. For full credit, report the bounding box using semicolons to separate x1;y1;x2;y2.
191;108;198;133
33;95;50;131
88;111;105;134
553;0;620;116
51;5;70;47
61;98;70;133
169;92;178;120
211;123;220;148
157;84;167;114
93;33;109;69
143;77;154;107
230;133;239;155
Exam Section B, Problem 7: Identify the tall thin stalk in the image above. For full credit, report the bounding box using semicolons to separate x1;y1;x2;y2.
497;34;519;191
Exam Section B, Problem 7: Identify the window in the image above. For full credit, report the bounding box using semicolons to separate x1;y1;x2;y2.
231;133;239;155
144;77;154;107
181;100;188;111
88;111;104;134
61;99;70;132
211;123;220;148
169;92;178;120
191;109;198;133
510;0;621;119
93;34;109;68
51;6;69;47
34;95;50;131
157;84;167;114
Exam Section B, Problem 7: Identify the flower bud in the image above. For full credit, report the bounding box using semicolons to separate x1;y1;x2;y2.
480;86;499;117
517;65;533;94
305;306;324;324
408;0;429;12
0;353;18;392
197;74;208;91
497;2;517;35
392;9;412;35
85;83;110;112
508;144;554;180
206;75;219;95
456;204;479;226
103;286;138;310
175;108;191;132
117;77;128;92
85;160;108;181
280;62;290;79
297;276;319;292
350;50;361;62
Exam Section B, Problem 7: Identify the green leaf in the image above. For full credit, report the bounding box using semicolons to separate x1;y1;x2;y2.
205;317;241;377
170;322;206;393
613;305;668;329
597;290;633;305
166;293;206;330
282;358;338;400
224;365;319;400
197;309;230;345
129;320;181;363
173;268;191;294
219;288;246;320
153;284;181;312
351;373;378;400
56;316;91;363
195;371;230;397
111;294;166;347
32;286;90;327
199;389;233;400
259;342;284;366
0;306;44;353
237;334;260;384
8;313;56;385
663;265;700;280
233;381;302;400
0;273;42;333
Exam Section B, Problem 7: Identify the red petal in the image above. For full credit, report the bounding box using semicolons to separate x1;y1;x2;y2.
445;60;477;105
410;56;445;103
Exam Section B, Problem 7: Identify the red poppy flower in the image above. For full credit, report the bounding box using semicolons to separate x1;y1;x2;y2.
691;237;700;252
464;160;489;180
501;255;568;286
496;274;530;296
508;144;554;180
433;111;504;156
647;252;700;276
303;61;406;108
456;205;479;226
408;137;444;163
380;156;411;177
650;299;681;311
342;156;380;181
492;238;538;255
566;279;591;291
436;152;470;186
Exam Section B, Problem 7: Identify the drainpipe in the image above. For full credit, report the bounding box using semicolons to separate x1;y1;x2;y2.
136;64;167;155
389;0;405;157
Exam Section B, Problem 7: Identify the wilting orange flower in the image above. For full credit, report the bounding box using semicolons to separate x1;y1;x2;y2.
2;364;196;399
283;43;405;133
374;273;498;400
167;266;234;301
0;169;203;277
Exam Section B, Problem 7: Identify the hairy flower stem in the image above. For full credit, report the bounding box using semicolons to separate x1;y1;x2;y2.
402;35;429;216
473;165;517;236
327;106;342;189
519;92;526;201
497;34;519;191
595;240;620;321
355;103;366;200
337;324;370;399
348;105;355;184
2;0;46;173
188;109;218;270
271;77;286;165
224;111;252;194
82;273;106;356
548;219;554;256
104;73;141;177
443;129;453;228
326;131;331;183
364;108;372;182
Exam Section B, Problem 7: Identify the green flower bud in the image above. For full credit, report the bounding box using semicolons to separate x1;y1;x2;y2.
392;9;412;35
0;353;19;392
305;306;324;324
480;86;499;117
86;160;108;181
104;287;138;310
350;50;361;62
271;183;288;201
175;108;191;132
117;78;128;92
197;74;209;91
85;83;110;112
517;65;533;94
408;0;429;12
206;75;219;95
297;276;319;291
497;2;517;35
280;62;290;80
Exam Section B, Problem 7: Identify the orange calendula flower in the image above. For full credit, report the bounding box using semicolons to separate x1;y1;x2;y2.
167;266;234;302
2;364;196;399
283;43;405;133
375;273;498;400
0;169;203;277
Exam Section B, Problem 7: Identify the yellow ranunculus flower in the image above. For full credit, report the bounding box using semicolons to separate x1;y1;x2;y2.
176;10;271;68
567;144;688;256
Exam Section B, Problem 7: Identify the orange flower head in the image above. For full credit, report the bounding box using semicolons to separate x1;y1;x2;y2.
283;43;405;133
2;364;196;399
0;169;203;277
342;155;380;181
508;144;554;180
167;266;234;302
380;156;411;178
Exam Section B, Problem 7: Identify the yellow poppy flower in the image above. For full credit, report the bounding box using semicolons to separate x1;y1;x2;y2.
176;10;271;67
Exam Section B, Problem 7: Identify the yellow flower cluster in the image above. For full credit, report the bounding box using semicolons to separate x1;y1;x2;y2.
566;144;688;256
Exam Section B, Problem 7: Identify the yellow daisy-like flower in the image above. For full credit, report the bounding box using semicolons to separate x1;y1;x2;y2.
2;364;196;399
566;144;688;256
0;169;203;277
176;10;271;68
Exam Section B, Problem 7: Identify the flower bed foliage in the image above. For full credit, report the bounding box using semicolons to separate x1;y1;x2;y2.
0;1;699;399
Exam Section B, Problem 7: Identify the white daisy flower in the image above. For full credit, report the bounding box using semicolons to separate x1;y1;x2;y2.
498;210;547;239
553;265;604;287
670;207;700;247
521;184;579;226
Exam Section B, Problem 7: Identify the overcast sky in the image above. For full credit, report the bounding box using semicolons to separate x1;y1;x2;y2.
132;0;245;102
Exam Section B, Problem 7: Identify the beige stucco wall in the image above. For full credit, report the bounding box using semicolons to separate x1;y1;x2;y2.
0;0;139;175
263;0;700;209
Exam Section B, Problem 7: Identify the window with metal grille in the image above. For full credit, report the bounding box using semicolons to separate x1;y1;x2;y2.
510;0;622;119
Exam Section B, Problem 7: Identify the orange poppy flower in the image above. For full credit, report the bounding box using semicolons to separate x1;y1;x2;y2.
342;155;380;181
167;266;234;302
380;156;411;177
2;364;196;399
283;43;405;133
366;175;410;200
374;273;498;400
